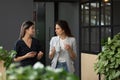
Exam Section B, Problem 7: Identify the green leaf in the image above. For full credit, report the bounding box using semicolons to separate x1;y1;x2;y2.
112;71;120;79
110;57;115;62
108;37;111;44
104;60;109;66
117;48;120;52
0;46;17;68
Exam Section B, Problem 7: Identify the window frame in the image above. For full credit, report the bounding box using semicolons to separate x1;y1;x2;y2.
80;0;112;54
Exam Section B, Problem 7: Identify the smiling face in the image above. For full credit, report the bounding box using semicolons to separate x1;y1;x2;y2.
55;24;65;36
26;25;35;37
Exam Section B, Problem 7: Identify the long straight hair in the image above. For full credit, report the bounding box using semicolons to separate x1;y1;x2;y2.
19;21;34;39
56;20;74;37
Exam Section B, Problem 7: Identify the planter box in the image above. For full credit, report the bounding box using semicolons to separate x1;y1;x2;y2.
81;53;104;80
81;53;98;80
0;61;6;80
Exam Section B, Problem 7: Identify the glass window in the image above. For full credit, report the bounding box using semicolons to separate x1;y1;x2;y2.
81;3;89;26
101;2;111;25
101;27;111;38
81;1;111;53
81;28;89;51
90;2;99;26
90;27;100;52
101;27;111;45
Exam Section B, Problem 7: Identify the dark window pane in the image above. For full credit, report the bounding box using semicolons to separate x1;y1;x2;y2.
90;2;99;26
81;0;112;53
81;28;89;51
101;2;111;25
90;27;100;52
81;3;89;26
101;27;111;45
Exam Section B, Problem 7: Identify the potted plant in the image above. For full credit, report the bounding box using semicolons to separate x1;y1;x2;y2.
94;32;120;80
6;62;79;80
0;46;16;80
0;46;16;69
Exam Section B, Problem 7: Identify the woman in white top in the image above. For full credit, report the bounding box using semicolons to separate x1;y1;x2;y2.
49;20;77;73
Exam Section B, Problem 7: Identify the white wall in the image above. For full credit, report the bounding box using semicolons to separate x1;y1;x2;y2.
0;0;33;50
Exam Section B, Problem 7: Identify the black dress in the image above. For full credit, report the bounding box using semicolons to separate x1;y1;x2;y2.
14;38;42;67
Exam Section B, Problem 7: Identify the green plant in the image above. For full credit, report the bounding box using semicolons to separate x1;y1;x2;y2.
101;38;108;46
6;62;79;80
0;46;17;69
94;33;120;80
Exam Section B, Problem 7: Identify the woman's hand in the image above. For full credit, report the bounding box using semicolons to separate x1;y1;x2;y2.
25;52;36;58
14;51;36;62
64;44;72;51
37;51;44;60
64;44;76;60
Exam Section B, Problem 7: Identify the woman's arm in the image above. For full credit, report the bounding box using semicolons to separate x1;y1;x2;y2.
14;52;36;62
65;38;77;60
67;48;76;60
49;37;56;59
14;55;27;62
49;47;55;59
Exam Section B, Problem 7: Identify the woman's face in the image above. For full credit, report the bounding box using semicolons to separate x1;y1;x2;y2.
26;25;35;37
55;24;64;36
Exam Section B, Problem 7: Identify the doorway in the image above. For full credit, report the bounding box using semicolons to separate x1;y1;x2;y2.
33;1;80;77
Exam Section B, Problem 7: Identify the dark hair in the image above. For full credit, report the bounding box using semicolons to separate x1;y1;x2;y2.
56;20;73;37
19;21;34;39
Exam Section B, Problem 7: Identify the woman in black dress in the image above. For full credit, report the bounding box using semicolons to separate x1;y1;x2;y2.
14;21;44;67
